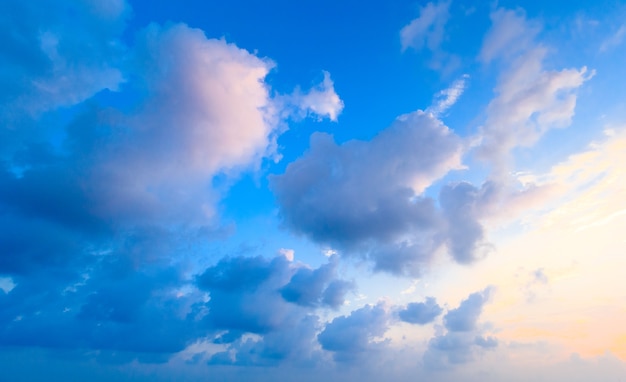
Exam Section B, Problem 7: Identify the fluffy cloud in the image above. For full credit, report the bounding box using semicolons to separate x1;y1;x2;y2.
271;110;465;275
443;288;493;332
398;297;443;325
0;253;199;361
0;0;349;366
209;315;322;366
424;288;497;368
79;23;286;225
439;181;489;264
318;303;390;363
195;254;353;366
288;71;344;122
197;254;352;336
280;255;354;309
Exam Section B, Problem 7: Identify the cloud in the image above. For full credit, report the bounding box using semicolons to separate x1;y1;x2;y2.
600;25;626;52
400;1;451;52
0;277;15;294
80;23;284;225
280;255;354;309
479;8;539;63
195;254;354;366
271;110;465;275
426;75;469;117
196;255;299;335
318;303;390;363
195;253;352;364
443;287;492;332
477;8;594;169
0;0;127;120
398;297;443;325
424;287;497;369
0;252;200;359
288;71;344;122
439;181;489;264
0;4;351;366
209;315;322;366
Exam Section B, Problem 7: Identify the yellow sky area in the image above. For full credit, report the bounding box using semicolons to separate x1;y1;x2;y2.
423;128;626;361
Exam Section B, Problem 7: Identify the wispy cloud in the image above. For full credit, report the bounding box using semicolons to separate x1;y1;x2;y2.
400;1;451;52
426;74;469;117
600;24;626;52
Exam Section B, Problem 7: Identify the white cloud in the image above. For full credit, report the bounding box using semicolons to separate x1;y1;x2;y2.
0;277;16;294
479;8;539;63
400;1;450;52
477;9;594;171
289;71;344;122
76;23;285;225
278;248;295;261
426;74;469;117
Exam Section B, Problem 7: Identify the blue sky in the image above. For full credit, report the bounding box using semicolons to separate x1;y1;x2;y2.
2;1;626;381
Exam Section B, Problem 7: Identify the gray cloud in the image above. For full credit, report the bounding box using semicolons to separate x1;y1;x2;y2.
318;303;390;363
271;110;466;276
398;297;443;325
444;287;492;332
439;182;488;264
0;1;349;366
424;287;497;369
209;314;323;367
280;255;353;309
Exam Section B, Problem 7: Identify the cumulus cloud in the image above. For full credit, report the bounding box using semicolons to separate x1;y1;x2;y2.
0;21;300;325
288;71;344;121
400;1;450;52
318;303;390;363
0;0;350;366
280;255;354;309
196;254;351;336
398;297;443;325
271;110;466;275
194;253;353;366
209;314;322;366
439;181;489;264
424;287;497;368
443;287;493;332
0;252;199;360
80;23;285;225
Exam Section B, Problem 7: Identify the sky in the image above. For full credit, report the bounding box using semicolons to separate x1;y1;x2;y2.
1;0;626;381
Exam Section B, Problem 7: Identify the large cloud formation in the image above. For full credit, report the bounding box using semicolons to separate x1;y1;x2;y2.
270;109;492;274
0;0;347;365
0;0;600;375
318;303;390;363
270;6;594;277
